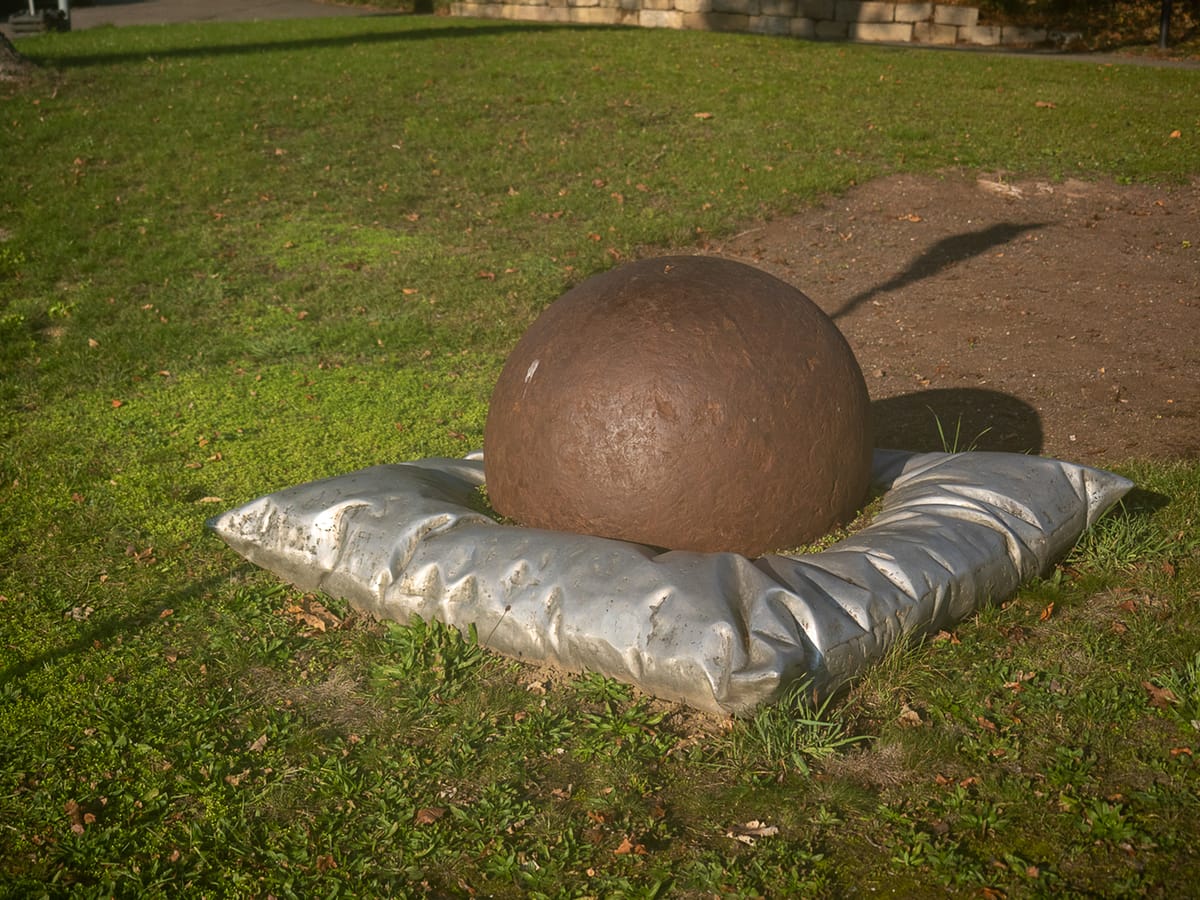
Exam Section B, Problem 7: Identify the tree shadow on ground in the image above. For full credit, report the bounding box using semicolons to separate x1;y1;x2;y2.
19;19;621;68
0;569;233;690
831;222;1047;322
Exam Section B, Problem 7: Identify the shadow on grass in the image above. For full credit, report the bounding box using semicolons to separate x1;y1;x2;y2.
23;19;626;68
1121;485;1171;514
0;569;236;690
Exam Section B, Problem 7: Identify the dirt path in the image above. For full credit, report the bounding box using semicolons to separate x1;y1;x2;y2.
703;171;1199;466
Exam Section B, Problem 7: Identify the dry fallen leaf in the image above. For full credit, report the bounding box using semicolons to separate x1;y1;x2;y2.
248;734;268;753
415;807;445;825
977;179;1024;200
306;598;341;628
1143;681;1179;709
1035;100;1057;109
898;703;923;727
126;545;156;564
614;835;646;855
285;604;326;633
726;820;779;845
64;800;86;834
693;111;714;120
1169;130;1182;139
283;597;342;634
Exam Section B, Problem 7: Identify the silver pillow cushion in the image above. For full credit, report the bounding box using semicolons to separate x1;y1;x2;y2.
209;450;1131;715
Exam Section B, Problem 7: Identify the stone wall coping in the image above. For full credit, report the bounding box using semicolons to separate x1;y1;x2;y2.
449;0;1069;48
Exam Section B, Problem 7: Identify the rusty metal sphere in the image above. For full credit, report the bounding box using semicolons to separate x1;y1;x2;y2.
483;255;873;556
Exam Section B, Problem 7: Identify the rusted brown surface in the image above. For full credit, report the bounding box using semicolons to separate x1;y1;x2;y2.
484;255;873;555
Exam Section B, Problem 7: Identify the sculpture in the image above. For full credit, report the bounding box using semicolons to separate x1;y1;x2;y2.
484;255;873;556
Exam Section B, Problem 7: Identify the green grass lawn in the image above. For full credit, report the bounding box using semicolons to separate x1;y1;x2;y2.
2;17;1198;896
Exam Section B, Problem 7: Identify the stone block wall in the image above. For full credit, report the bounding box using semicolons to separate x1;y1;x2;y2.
449;0;1071;48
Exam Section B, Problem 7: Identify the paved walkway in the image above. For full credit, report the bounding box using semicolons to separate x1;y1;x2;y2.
4;0;375;37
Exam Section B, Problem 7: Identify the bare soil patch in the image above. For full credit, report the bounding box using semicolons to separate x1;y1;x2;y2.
703;172;1199;467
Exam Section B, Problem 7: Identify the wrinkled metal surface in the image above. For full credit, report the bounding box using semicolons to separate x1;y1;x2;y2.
209;450;1131;716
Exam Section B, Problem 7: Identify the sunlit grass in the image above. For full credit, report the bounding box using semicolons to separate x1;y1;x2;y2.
2;17;1198;895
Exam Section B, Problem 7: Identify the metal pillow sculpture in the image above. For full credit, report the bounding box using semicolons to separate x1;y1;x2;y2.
210;257;1131;715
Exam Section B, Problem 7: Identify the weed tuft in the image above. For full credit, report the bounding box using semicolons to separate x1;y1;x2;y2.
1067;499;1182;573
718;682;870;781
930;409;993;454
